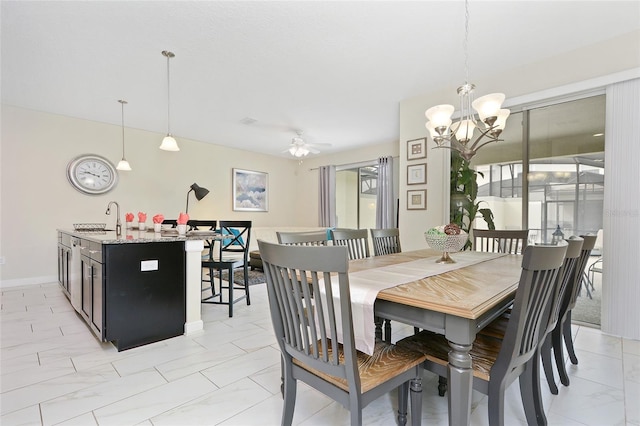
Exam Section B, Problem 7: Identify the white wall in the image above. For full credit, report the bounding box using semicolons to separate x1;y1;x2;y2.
0;107;303;285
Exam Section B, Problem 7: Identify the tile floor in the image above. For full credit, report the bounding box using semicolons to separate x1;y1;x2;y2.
1;282;638;425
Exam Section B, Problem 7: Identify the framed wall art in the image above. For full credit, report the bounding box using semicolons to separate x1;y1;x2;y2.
407;163;427;185
407;189;427;210
233;168;268;212
407;138;427;160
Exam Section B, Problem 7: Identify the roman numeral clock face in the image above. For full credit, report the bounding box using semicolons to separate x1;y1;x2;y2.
67;154;118;195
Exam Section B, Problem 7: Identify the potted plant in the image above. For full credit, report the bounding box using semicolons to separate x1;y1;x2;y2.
450;151;495;249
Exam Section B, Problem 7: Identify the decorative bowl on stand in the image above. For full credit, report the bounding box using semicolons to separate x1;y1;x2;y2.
424;232;468;264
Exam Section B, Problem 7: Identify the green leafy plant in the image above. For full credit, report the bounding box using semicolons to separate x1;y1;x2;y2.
450;151;495;249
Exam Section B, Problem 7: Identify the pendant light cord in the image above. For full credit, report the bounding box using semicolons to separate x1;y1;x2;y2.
166;53;171;135
463;0;469;85
121;100;126;157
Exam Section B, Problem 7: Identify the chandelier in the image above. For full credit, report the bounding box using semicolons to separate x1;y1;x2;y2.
425;0;510;162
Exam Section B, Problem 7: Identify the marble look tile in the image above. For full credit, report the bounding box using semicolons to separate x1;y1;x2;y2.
151;377;272;425
54;412;98;425
0;404;42;426
624;338;640;356
625;379;640;425
624;352;640;384
574;326;623;359
40;368;167;425
155;342;246;382
110;339;207;376
201;346;280;388
1;358;76;393
248;363;283;395
1;363;119;415
192;321;267;351
567;350;625;389
0;351;39;375
93;373;218;425
38;337;106;365
231;328;278;352
549;375;625;425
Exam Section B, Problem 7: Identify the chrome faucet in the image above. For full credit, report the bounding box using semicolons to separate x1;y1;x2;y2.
105;201;122;236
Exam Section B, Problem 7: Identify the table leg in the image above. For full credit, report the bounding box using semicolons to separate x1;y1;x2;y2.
447;340;473;426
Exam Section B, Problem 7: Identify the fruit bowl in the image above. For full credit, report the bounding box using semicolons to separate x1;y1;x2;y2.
424;229;468;264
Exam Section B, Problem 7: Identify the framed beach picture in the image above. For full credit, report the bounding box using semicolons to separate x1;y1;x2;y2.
407;138;427;160
233;168;268;212
407;189;426;210
407;163;427;185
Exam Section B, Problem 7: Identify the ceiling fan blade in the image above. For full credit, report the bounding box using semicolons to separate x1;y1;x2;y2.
307;142;332;147
307;146;321;154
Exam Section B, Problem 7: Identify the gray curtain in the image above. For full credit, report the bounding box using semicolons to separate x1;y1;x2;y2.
376;156;394;228
318;165;336;227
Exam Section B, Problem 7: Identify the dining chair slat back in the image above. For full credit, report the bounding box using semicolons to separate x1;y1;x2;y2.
258;240;426;426
370;228;402;256
276;230;329;246
331;228;370;260
473;229;529;255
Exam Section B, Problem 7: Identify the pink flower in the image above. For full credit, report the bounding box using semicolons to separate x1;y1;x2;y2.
153;214;165;224
138;212;147;223
177;212;189;225
125;212;134;222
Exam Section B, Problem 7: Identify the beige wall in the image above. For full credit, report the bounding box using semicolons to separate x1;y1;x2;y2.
0;106;398;286
0;107;297;285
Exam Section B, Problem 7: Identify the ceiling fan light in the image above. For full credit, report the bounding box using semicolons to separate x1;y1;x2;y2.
159;134;180;151
116;159;132;171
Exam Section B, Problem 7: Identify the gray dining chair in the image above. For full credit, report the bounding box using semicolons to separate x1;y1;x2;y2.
258;240;426;426
276;230;329;246
473;229;529;255
396;242;567;426
479;237;583;422
553;234;597;388
331;228;370;260
370;228;402;256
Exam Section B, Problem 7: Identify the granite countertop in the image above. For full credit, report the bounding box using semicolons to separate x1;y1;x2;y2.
58;228;220;244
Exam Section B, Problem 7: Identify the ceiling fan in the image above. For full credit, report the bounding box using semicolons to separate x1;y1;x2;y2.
283;130;331;158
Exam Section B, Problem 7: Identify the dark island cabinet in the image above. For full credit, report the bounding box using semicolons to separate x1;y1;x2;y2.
58;231;187;351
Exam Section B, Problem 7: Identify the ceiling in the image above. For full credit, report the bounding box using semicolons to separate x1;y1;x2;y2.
2;1;639;158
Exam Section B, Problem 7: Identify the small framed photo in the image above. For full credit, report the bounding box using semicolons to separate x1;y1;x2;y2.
407;138;427;160
407;163;427;185
233;168;268;212
407;189;427;210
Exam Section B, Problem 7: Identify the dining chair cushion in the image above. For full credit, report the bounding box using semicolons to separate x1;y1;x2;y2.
293;339;426;394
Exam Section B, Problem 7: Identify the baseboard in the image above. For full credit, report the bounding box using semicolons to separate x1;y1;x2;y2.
0;275;58;289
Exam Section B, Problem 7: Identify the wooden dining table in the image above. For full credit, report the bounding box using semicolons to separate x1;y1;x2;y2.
348;248;523;426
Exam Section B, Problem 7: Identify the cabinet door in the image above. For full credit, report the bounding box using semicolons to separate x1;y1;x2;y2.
91;260;103;337
81;256;92;320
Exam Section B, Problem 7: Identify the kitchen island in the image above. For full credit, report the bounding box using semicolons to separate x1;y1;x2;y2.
57;228;208;351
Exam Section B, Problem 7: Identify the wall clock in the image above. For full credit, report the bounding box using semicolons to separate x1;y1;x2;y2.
67;154;119;195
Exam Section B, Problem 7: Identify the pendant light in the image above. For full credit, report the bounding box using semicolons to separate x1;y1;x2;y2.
116;99;132;171
159;50;180;151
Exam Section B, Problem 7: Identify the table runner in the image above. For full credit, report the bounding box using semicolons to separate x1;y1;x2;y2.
321;251;505;355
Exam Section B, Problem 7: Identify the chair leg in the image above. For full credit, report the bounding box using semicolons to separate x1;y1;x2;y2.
541;334;559;395
374;317;383;340
552;321;570;387
519;354;547;426
397;382;408;426
281;364;296;426
244;264;251;305
410;375;423;426
488;380;507;426
563;311;579;365
437;375;447;397
228;266;234;317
